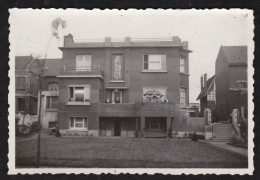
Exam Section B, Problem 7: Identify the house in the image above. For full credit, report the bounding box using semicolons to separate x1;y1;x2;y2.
15;56;41;116
215;46;248;121
38;59;61;130
45;34;192;137
196;74;216;119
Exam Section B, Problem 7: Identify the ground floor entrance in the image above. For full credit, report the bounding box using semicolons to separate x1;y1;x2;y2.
99;117;136;137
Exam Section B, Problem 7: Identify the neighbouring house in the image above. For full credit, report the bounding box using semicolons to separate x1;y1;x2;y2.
215;46;248;122
38;59;61;130
188;103;200;117
196;74;216;120
54;34;192;137
15;56;42;125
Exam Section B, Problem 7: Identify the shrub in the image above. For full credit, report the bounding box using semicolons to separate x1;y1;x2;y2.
191;132;198;141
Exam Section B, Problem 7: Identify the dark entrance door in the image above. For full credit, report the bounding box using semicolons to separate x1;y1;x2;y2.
114;119;121;136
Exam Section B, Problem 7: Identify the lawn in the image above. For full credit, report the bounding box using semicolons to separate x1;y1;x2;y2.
16;137;248;168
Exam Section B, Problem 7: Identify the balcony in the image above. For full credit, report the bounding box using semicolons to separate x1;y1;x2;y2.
139;102;176;116
99;103;136;117
58;65;103;79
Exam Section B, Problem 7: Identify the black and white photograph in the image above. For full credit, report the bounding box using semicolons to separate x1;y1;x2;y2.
8;9;254;174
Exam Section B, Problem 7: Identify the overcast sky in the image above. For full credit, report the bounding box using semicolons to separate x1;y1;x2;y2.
10;9;250;103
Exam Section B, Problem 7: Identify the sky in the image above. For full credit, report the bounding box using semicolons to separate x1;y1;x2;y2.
10;9;250;103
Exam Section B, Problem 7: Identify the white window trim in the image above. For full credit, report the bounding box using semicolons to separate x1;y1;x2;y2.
66;85;91;105
69;117;88;130
76;55;92;71
16;75;27;90
180;57;185;73
180;87;186;107
143;54;167;71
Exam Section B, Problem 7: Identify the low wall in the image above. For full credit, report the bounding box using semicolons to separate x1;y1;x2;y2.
173;111;205;133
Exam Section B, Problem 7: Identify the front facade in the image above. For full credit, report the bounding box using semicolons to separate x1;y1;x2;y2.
196;74;216;119
215;46;248;121
15;56;41;116
56;34;191;137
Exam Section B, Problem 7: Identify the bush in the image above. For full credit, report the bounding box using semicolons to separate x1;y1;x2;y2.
191;132;198;141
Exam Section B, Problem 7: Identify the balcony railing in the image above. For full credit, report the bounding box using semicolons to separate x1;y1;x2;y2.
99;103;136;117
59;65;103;77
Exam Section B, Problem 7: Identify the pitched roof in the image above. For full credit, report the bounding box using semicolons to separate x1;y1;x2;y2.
196;75;215;100
221;46;247;64
15;56;33;70
43;59;62;76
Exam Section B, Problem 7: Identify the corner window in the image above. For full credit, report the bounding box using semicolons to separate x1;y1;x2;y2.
68;85;90;103
76;55;92;71
144;54;166;70
16;76;26;90
180;88;186;107
48;82;59;91
180;57;185;73
70;117;87;129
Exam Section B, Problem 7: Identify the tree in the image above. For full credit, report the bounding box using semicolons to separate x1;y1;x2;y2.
36;17;66;168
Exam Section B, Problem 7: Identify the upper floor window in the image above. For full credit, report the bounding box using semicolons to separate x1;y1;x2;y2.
48;82;59;91
16;76;26;90
144;54;166;70
76;55;92;71
68;85;90;103
46;96;52;109
207;91;216;101
180;57;185;73
17;98;25;112
180;88;186;107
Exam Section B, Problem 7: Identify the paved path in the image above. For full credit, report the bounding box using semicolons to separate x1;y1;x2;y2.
205;141;248;156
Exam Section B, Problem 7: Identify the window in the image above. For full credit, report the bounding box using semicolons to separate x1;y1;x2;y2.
180;57;185;73
145;117;166;130
144;54;166;70
180;88;186;107
48;82;59;91
207;91;216;101
16;76;26;90
46;96;52;109
17;98;25;112
70;117;87;129
68;86;90;102
76;55;92;71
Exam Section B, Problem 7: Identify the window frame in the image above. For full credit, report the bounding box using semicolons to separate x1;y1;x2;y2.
67;85;91;105
48;82;59;92
180;57;186;73
180;87;186;107
76;55;92;71
46;96;52;109
143;54;167;71
69;117;88;129
16;75;27;90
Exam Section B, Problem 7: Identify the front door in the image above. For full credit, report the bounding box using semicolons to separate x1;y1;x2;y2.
114;119;121;136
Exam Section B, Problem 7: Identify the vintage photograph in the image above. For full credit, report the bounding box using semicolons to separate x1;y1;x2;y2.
8;9;254;174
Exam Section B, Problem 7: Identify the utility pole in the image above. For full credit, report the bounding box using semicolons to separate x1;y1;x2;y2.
36;68;43;168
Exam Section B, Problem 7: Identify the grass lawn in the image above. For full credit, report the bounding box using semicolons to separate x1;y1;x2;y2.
16;137;248;168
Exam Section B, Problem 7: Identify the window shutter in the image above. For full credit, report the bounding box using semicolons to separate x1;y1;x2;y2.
69;87;74;99
144;55;148;70
161;55;166;70
84;86;90;100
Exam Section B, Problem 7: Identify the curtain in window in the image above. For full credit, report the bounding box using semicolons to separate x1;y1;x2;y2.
74;87;84;101
84;86;90;101
76;55;91;70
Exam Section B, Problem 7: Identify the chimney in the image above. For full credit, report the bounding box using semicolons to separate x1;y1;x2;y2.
104;37;111;46
204;73;207;88
200;75;204;91
64;34;74;47
125;37;131;46
172;36;181;45
182;41;188;49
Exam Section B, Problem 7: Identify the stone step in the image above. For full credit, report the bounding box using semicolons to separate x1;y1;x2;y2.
211;139;229;142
